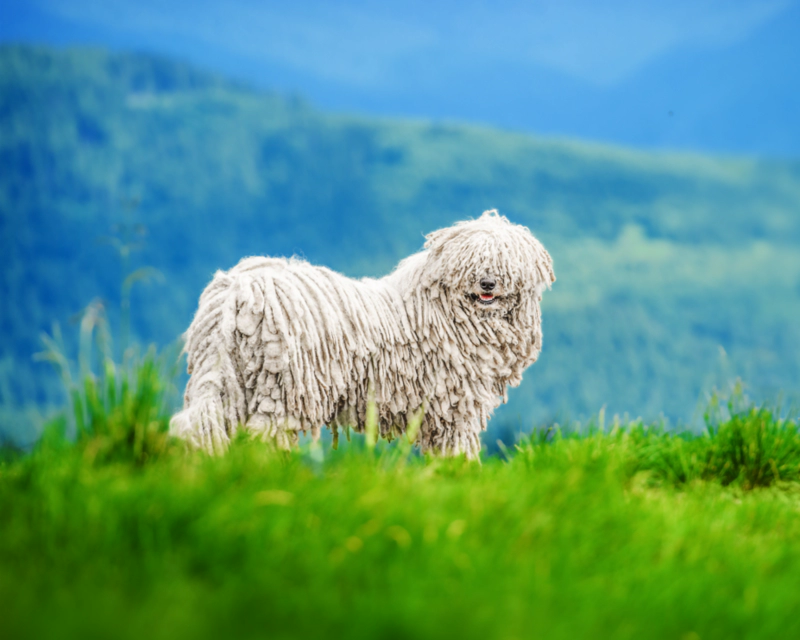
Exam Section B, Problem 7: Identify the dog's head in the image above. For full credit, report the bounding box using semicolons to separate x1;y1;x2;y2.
421;210;555;318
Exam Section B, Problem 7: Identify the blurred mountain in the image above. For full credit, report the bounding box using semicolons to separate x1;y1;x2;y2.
2;45;800;442
3;1;800;156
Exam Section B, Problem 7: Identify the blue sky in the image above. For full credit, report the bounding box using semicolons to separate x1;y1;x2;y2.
3;0;800;155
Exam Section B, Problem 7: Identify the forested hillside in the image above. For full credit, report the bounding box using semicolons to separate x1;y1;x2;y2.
2;45;800;443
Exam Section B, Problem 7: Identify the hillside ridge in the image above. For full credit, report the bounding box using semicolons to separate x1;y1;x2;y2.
2;45;800;441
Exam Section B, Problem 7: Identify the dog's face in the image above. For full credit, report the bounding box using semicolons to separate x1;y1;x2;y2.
465;272;512;314
421;210;555;319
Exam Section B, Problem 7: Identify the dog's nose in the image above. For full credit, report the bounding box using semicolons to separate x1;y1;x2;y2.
480;278;496;292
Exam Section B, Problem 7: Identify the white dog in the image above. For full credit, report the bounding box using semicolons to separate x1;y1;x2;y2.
170;210;554;458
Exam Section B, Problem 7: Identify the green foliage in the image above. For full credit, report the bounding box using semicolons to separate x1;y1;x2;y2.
702;409;800;487
4;385;800;638
517;387;800;490
65;350;176;465
626;408;800;490
33;302;180;466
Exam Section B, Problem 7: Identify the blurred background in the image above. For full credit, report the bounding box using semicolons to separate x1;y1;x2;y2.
2;0;800;446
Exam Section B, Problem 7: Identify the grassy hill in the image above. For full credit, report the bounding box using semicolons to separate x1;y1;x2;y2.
2;45;800;443
4;394;800;639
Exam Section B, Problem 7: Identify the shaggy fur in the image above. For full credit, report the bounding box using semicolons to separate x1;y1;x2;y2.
170;210;555;458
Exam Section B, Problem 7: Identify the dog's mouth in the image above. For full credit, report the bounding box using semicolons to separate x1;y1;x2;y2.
470;293;498;306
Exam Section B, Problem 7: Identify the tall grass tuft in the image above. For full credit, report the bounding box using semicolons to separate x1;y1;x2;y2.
704;406;800;487
516;385;800;490
35;303;180;465
630;384;800;488
69;348;178;465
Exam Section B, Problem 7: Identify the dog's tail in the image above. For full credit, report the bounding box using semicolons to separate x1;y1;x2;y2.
169;268;247;454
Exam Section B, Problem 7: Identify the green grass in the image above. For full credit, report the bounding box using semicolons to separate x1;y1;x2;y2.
3;358;800;639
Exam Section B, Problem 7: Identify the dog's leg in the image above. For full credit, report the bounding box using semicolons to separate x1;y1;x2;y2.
417;416;482;460
169;383;232;454
442;425;482;460
245;411;305;451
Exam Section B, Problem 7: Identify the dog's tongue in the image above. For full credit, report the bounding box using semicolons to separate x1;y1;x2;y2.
480;294;494;301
